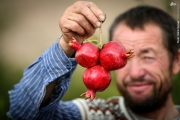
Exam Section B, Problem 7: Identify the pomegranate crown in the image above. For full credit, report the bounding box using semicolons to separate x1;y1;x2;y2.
125;49;134;59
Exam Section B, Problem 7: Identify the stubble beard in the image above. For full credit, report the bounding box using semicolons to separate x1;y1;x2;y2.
117;80;172;114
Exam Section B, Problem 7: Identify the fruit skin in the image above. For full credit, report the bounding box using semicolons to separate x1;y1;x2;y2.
69;40;100;68
81;65;111;101
100;41;133;71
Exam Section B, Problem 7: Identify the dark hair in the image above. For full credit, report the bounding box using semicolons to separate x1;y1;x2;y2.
109;6;179;60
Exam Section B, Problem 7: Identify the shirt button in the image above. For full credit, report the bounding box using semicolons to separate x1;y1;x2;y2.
66;64;71;69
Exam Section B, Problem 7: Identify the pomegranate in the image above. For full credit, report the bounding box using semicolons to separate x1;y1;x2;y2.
100;41;134;71
68;27;134;101
80;65;111;101
69;39;99;68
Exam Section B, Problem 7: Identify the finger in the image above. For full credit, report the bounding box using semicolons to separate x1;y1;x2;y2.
63;31;84;44
85;2;106;22
72;1;102;28
67;12;95;38
60;18;85;43
60;18;85;36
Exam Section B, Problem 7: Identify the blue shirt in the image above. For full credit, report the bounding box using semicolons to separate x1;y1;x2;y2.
7;37;82;120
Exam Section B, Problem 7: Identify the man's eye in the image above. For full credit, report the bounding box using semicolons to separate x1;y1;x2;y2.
143;56;155;63
143;56;153;59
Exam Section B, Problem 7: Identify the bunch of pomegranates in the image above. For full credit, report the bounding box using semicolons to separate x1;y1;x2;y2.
68;34;134;101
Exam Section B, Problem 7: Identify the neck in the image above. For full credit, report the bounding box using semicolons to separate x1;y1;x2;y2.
135;95;179;120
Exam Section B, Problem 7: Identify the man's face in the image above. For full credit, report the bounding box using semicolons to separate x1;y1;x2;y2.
112;23;173;113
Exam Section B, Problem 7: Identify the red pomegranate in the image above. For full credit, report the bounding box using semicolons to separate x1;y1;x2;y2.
81;65;111;101
100;41;134;71
69;39;99;68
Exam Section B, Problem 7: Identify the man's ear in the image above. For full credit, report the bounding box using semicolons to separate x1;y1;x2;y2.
172;49;180;75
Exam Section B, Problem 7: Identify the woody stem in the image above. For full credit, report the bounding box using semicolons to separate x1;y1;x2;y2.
99;26;102;45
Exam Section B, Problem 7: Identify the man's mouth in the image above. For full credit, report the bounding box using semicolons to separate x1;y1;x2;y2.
126;82;153;93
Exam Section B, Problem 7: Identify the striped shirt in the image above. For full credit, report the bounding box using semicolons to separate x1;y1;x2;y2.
7;37;180;120
7;37;81;120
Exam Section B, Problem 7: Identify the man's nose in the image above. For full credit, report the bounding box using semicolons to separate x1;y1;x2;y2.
129;59;146;80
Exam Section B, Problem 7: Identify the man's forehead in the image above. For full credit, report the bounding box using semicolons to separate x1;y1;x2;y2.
118;38;160;46
112;23;164;49
118;38;160;54
113;23;163;38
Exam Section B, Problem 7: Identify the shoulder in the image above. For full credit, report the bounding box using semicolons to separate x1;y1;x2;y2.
176;105;180;114
175;107;180;120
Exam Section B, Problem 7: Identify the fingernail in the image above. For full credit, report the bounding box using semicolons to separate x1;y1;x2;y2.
96;21;102;28
99;14;105;22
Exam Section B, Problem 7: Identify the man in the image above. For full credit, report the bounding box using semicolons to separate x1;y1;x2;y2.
7;1;180;120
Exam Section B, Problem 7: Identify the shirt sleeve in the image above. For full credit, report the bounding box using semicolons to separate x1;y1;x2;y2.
7;37;81;120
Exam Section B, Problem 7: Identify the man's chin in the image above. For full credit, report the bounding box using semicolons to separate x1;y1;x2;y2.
124;94;155;113
123;91;167;114
126;92;154;105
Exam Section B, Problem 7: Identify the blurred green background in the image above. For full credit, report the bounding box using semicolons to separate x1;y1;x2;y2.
0;0;179;119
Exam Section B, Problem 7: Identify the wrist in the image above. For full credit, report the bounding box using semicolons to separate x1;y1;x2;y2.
59;37;75;57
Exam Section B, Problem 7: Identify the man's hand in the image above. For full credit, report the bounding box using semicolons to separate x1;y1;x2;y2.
59;1;106;57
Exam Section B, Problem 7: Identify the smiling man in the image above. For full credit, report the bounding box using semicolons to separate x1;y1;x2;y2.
110;7;180;119
8;1;180;120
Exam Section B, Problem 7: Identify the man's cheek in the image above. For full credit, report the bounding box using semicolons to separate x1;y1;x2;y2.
144;62;170;89
115;64;130;77
115;69;127;86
